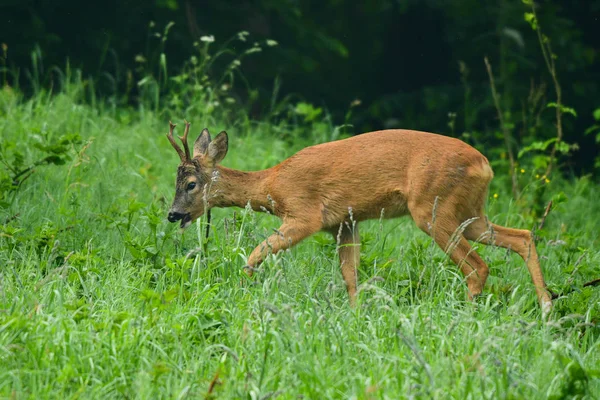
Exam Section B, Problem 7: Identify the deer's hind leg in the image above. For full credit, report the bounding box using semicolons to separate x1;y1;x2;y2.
411;205;490;299
464;218;552;317
430;227;489;299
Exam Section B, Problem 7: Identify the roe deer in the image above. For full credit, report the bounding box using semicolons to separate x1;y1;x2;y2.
165;121;553;317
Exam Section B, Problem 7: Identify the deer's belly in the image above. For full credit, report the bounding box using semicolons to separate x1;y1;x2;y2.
320;188;408;227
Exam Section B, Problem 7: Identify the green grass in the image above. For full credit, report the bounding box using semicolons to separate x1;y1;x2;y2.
0;87;599;399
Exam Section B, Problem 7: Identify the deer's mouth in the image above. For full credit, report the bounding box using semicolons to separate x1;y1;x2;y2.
180;214;192;229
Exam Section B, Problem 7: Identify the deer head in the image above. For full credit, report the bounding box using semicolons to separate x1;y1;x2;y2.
166;121;228;228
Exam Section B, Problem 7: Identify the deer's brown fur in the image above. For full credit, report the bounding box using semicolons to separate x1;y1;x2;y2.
166;123;553;317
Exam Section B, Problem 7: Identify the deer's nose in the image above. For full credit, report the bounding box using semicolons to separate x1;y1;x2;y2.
167;211;185;222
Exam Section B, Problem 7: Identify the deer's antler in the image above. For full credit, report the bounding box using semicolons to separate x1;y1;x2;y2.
179;120;191;161
167;121;187;161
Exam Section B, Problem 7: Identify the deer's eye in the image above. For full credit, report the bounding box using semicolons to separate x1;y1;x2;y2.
186;182;197;191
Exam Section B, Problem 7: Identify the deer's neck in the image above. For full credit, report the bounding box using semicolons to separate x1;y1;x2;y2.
214;166;274;213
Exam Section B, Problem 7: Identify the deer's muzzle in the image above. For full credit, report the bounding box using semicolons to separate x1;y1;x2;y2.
167;211;184;222
167;211;192;228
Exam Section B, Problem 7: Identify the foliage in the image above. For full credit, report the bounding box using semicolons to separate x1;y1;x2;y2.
585;108;600;169
1;0;598;172
0;89;82;208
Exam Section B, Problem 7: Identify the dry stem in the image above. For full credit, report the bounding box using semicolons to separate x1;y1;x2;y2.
484;57;519;199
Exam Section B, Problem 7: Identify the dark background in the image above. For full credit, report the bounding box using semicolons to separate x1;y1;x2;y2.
1;0;599;172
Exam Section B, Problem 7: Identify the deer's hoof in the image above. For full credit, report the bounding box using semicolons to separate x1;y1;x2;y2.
542;299;553;320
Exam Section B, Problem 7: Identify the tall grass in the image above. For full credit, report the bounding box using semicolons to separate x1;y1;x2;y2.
0;55;599;399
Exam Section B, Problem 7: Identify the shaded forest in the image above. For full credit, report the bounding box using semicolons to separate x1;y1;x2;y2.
1;0;599;172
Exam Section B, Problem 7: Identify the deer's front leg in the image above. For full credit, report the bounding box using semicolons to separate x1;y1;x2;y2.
330;222;360;306
245;220;320;276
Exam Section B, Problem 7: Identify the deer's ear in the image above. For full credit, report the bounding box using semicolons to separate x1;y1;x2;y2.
193;128;211;158
207;131;228;165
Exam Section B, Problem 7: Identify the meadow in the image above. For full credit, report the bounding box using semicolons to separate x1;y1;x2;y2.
0;82;599;399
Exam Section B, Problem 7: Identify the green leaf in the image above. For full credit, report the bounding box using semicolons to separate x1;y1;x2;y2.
151;362;171;379
584;124;600;135
137;76;153;87
551;192;568;205
565;360;587;382
140;289;159;301
294;102;323;122
125;242;142;259
556;141;570;154
546;102;577;117
127;200;146;214
518;138;557;158
524;12;537;30
162;289;178;303
156;0;178;10
593;108;600;121
588;369;600;378
41;155;66;165
563;107;576;117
